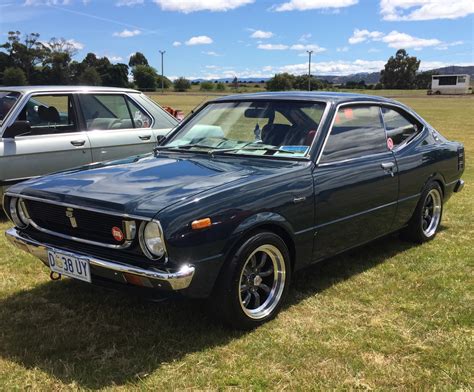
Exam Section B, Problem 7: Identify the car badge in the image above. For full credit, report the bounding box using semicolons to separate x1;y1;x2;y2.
65;208;78;228
112;226;124;242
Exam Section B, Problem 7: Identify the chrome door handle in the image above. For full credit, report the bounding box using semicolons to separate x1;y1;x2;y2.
139;135;151;141
381;162;395;170
381;161;395;176
71;140;86;147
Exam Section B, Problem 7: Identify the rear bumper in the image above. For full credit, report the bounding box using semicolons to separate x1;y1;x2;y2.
453;179;464;193
5;227;195;291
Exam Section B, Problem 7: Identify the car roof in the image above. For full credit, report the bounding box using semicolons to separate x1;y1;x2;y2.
211;91;399;105
0;85;141;94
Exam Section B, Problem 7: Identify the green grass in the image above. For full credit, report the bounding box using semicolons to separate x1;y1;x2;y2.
0;92;473;390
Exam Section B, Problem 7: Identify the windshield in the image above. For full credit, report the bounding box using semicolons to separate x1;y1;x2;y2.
165;100;326;158
0;91;21;123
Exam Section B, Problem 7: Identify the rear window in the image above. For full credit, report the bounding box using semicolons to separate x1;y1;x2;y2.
0;91;21;122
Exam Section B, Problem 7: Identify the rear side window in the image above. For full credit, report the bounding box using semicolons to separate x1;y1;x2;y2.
16;94;77;135
79;94;151;130
381;107;421;149
321;105;387;163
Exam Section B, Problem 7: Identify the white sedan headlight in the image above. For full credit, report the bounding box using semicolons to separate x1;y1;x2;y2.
139;221;166;260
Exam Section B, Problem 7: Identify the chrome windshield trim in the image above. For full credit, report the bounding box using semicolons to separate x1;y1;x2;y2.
5;192;154;221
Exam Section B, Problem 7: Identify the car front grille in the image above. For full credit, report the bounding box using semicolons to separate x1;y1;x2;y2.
24;199;133;247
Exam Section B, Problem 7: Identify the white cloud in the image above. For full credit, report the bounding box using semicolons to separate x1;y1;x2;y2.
348;29;384;44
152;0;254;13
337;46;349;52
109;55;124;62
116;0;144;6
290;44;326;52
435;40;464;50
279;59;385;75
113;29;141;38
368;47;380;53
185;35;213;45
382;30;441;50
24;0;71;5
299;33;312;42
380;0;474;21
66;39;84;50
349;28;451;51
273;0;358;12
172;41;182;47
257;44;289;50
202;51;221;56
250;30;274;39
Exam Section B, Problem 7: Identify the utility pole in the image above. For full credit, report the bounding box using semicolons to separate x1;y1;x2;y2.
307;50;313;91
159;50;166;94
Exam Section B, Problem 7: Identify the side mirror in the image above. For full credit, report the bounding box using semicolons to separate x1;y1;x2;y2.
156;135;166;146
3;121;31;138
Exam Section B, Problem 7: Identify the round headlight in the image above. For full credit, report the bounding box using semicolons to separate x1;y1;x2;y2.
10;198;29;229
140;221;166;260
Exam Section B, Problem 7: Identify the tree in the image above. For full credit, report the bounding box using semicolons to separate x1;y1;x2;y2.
78;66;102;85
380;49;420;89
132;64;157;90
156;74;172;89
200;81;214;91
415;71;437;89
174;77;191;92
293;75;323;91
266;73;294;91
129;52;148;68
3;67;27;85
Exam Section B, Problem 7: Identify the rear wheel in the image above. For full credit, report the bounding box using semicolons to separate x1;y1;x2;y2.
210;231;291;329
401;182;443;243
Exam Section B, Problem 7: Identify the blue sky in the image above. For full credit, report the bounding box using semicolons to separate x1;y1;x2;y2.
1;0;473;79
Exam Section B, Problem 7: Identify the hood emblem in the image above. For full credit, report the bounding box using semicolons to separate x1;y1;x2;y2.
66;208;78;228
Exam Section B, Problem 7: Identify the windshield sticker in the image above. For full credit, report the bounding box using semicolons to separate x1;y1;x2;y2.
279;146;309;155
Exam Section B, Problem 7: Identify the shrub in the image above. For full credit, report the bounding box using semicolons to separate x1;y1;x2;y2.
216;82;226;91
174;77;191;92
200;81;214;91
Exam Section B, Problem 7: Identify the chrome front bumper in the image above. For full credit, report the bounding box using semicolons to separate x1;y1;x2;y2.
5;228;195;291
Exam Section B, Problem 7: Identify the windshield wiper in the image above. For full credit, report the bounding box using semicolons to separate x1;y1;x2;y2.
238;146;296;154
154;143;217;152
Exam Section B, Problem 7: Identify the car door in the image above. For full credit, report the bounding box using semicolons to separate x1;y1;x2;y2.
0;93;93;186
312;104;398;261
77;93;158;162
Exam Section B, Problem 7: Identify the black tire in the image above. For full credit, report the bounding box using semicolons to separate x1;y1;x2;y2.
209;231;291;330
401;182;443;243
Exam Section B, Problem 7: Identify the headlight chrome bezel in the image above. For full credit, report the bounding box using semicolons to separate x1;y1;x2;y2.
9;197;30;229
139;220;167;261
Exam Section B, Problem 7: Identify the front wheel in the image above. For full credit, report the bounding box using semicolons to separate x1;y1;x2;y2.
401;182;443;243
209;231;291;329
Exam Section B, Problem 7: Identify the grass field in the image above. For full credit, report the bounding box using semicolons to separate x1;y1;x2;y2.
0;92;472;390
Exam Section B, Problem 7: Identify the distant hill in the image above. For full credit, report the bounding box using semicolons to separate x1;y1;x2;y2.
193;65;474;85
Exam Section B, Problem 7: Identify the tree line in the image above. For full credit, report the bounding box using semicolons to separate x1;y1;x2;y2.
0;32;437;92
265;49;437;91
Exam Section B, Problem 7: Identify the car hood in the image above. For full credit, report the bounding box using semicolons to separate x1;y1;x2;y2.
9;153;303;218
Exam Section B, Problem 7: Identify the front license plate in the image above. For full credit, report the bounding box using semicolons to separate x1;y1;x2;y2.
48;250;91;283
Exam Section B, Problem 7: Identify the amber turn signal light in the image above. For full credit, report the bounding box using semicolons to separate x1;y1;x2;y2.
191;217;212;230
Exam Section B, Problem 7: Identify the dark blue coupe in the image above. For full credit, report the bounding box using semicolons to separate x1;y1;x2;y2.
4;92;465;329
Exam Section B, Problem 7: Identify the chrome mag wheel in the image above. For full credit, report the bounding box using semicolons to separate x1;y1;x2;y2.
422;188;442;237
238;244;286;320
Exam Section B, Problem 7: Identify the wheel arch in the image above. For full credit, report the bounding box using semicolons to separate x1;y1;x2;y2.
224;213;296;272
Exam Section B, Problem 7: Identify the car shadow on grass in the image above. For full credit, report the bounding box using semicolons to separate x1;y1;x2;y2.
0;230;422;389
